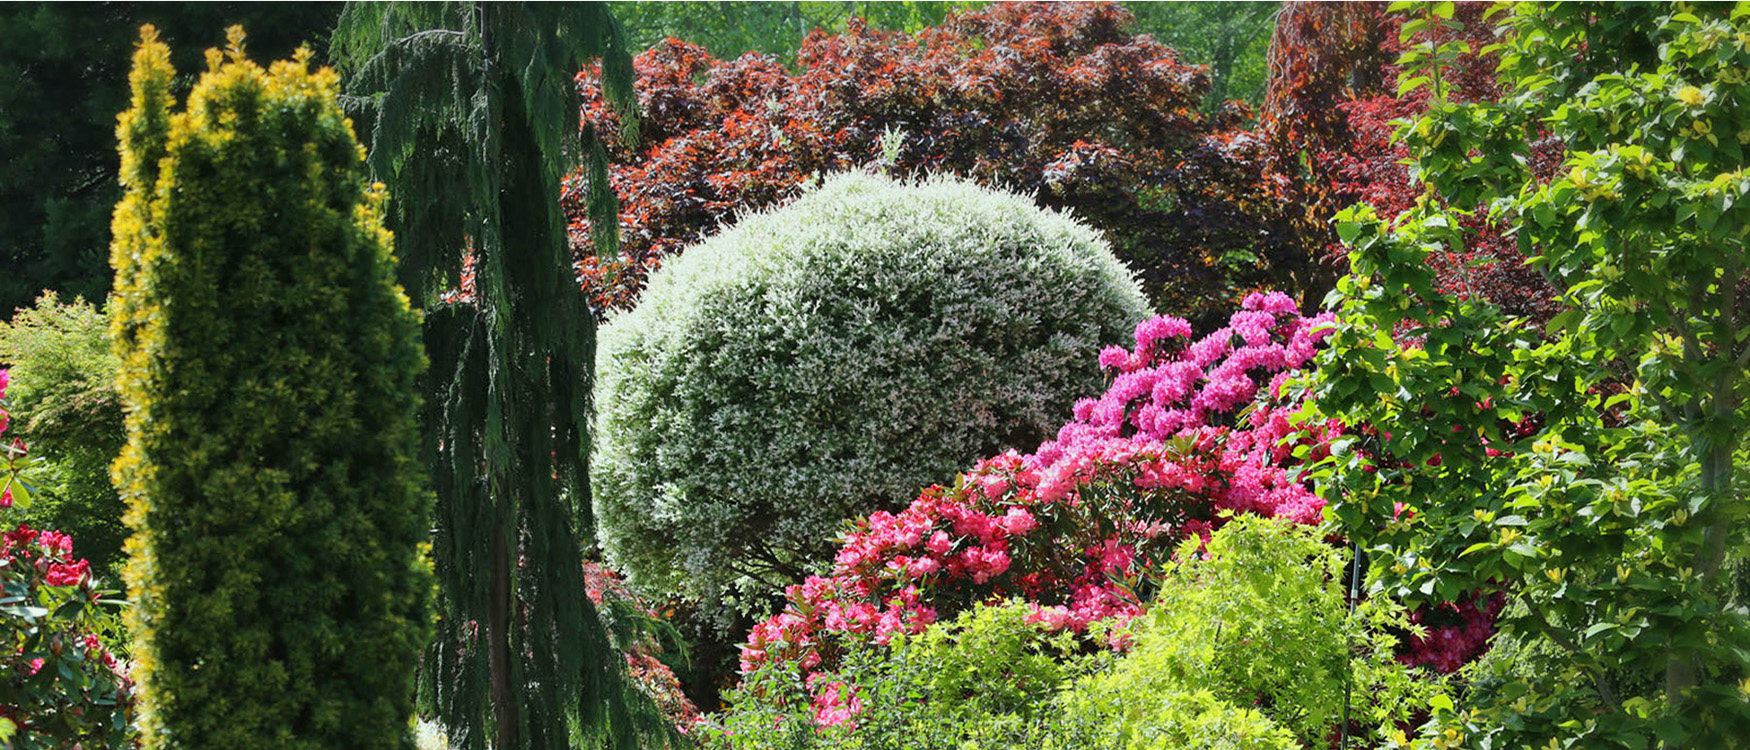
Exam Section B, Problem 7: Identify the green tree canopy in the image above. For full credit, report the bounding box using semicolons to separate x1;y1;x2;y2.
1312;3;1750;746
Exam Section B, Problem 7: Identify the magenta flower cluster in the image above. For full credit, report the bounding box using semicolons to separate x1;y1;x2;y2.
740;294;1347;723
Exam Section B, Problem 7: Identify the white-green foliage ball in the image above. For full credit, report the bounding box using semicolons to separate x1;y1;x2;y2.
593;172;1149;602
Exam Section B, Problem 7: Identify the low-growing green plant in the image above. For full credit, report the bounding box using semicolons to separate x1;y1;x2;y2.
1058;515;1446;749
706;600;1110;750
1067;688;1299;750
707;517;1444;750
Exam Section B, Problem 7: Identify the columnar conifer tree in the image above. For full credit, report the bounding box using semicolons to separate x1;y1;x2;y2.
109;26;430;749
334;5;671;750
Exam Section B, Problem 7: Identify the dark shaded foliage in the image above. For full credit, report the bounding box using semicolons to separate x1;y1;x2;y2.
0;2;341;313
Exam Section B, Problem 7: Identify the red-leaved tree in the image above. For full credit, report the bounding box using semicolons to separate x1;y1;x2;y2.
1262;1;1562;321
566;2;1309;322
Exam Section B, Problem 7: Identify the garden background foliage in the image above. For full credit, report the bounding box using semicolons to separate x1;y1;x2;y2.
0;296;126;578
568;2;1304;321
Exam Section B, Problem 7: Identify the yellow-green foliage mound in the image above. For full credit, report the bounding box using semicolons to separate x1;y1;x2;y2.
110;26;430;749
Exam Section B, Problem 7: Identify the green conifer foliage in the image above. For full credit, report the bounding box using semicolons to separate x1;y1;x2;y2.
109;26;431;749
334;5;676;749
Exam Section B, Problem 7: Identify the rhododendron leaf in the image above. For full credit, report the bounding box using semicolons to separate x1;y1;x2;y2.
0;476;28;510
52;599;85;620
0;603;48;619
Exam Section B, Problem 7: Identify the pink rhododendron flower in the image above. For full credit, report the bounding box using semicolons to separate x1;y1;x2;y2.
44;560;90;587
38;530;73;556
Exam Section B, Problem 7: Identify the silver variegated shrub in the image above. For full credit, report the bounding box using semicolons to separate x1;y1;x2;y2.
593;171;1148;606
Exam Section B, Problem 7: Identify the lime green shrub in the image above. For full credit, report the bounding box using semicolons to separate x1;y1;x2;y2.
0;294;127;575
706;600;1108;749
109;26;430;749
1057;516;1444;749
593;171;1149;604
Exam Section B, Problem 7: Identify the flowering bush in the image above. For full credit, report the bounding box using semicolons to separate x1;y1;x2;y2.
592;172;1147;606
712;518;1449;749
736;292;1504;726
0;369;134;749
739;292;1337;689
567;1;1306;319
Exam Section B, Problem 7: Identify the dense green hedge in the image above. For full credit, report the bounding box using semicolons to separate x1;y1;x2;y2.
593;171;1148;605
109;27;430;749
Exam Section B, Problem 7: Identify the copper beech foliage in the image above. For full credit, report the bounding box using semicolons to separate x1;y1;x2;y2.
1263;1;1563;322
566;2;1307;321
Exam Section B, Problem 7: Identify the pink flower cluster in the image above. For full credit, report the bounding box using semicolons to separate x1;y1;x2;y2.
1;368;15;509
740;294;1345;720
1;525;94;592
807;675;864;728
1400;592;1505;674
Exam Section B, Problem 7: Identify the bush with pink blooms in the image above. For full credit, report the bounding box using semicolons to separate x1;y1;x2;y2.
739;292;1338;687
731;293;1504;737
708;517;1450;750
0;369;134;749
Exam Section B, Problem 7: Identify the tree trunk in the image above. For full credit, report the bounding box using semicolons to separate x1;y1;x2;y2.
489;501;518;750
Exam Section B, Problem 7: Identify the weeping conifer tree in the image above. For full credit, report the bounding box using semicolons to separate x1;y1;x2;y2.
333;5;668;750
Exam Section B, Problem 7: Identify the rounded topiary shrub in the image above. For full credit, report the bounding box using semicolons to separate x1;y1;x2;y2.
593;171;1149;604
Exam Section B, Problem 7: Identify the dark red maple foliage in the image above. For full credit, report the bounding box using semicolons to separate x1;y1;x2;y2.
1262;1;1561;321
565;1;1309;322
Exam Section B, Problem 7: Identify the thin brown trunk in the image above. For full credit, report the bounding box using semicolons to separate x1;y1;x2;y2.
477;5;518;748
489;502;517;750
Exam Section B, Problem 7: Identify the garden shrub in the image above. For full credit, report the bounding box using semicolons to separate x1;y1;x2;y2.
711;519;1446;750
706;600;1110;749
593;171;1148;604
0;294;127;576
1058;516;1443;749
1066;689;1298;750
0;368;134;749
568;1;1307;320
0;523;134;750
109;27;430;749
